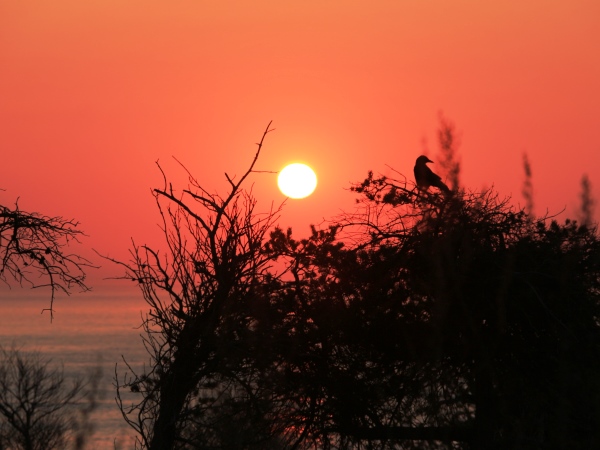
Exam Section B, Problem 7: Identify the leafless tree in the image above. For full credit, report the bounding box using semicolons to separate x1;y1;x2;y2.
108;122;287;449
0;347;99;450
0;200;93;317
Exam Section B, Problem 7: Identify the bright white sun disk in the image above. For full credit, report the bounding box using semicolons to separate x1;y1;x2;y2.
277;163;317;199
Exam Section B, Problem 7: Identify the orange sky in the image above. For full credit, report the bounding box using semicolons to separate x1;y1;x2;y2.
1;1;599;286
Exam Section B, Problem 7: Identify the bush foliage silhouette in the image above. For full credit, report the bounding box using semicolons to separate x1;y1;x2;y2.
114;125;600;449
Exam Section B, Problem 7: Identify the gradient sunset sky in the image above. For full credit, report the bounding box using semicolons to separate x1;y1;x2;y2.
1;1;599;284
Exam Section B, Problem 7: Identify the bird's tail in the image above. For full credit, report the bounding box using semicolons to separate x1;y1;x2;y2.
437;180;451;195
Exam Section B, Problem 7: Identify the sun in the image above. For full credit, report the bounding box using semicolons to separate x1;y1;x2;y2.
277;163;317;199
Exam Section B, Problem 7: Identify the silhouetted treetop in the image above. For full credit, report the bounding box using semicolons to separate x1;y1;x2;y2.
0;199;93;316
264;163;600;449
111;122;600;450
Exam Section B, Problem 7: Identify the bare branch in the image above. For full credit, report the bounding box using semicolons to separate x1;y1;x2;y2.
0;200;95;319
103;122;285;449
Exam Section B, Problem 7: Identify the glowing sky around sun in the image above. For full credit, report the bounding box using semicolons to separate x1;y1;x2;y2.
1;1;599;284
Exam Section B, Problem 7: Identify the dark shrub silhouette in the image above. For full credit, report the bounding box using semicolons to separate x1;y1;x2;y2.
113;124;600;449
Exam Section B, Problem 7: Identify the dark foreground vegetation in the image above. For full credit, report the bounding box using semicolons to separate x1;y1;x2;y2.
107;123;600;450
0;200;92;317
1;122;597;449
0;347;99;450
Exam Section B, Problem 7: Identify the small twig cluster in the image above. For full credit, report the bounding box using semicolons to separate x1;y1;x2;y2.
0;201;94;318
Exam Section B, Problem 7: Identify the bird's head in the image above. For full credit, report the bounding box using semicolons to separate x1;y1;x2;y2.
416;155;433;165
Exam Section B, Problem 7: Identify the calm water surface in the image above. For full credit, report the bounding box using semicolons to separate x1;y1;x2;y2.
0;287;150;449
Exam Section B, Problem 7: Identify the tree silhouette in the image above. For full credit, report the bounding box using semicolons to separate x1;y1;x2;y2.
109;122;295;449
578;174;595;228
277;170;600;449
0;199;92;316
521;152;534;219
113;123;600;449
0;347;100;450
437;113;461;192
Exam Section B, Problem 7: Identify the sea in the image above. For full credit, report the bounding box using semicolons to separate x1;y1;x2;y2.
0;286;151;449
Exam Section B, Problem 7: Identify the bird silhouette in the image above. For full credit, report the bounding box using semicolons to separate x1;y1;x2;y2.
414;155;450;194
